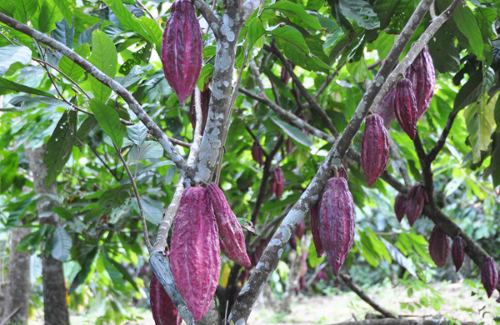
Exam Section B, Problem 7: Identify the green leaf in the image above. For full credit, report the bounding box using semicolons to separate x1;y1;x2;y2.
44;110;77;185
339;0;380;30
35;0;62;33
271;116;313;147
51;226;72;261
0;150;19;193
139;196;163;225
464;93;498;163
89;30;117;103
59;44;90;82
0;77;55;97
245;16;266;49
128;141;163;162
452;5;484;60
0;45;32;76
13;0;38;23
271;25;309;54
53;0;75;24
269;1;322;30
89;99;126;148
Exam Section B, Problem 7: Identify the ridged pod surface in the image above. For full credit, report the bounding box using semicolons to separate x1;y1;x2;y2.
310;203;324;256
188;85;210;133
319;177;355;275
376;88;396;127
406;184;427;226
451;236;465;271
394;193;407;223
251;141;264;166
170;186;220;321
393;79;417;139
161;0;202;103
406;47;435;119
481;257;498;298
428;227;449;267
271;167;285;199
150;274;181;325
361;114;390;186
206;184;252;268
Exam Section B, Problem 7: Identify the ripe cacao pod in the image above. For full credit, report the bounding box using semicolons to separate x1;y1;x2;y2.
361;113;390;186
428;226;449;267
281;66;291;85
150;273;181;325
170;186;220;321
310;203;324;256
188;85;210;134
406;184;427;226
271;166;285;199
393;78;417;139
451;236;465;271
481;257;498;298
162;0;202;103
319;177;355;275
394;193;407;223
251;141;264;166
406;47;435;119
376;89;396;127
206;183;252;269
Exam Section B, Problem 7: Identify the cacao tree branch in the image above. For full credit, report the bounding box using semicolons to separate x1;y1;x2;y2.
193;0;222;38
0;12;189;175
229;0;452;321
427;105;463;162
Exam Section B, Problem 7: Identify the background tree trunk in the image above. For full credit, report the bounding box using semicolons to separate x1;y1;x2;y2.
1;228;31;325
26;147;70;325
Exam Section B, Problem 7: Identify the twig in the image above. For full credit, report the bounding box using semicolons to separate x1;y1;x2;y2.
193;0;221;38
113;143;152;251
135;0;158;24
0;12;189;175
427;105;462;161
75;138;119;181
0;306;21;325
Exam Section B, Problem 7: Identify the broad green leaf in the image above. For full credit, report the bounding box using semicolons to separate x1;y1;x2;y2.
89;30;117;103
127;124;148;145
245;16;266;49
128;141;163;162
51;226;72;261
0;151;18;193
139;196;163;224
452;5;484;60
271;116;313;147
89;100;126;148
339;0;380;30
53;0;75;24
14;0;38;23
59;44;90;82
269;1;322;30
35;0;62;33
44;110;77;185
0;77;54;97
271;25;309;55
0;45;32;76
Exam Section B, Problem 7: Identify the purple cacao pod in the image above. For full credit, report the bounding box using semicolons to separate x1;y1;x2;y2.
394;193;407;223
451;236;465;271
206;183;252;269
271;167;285;199
361;113;390;186
188;85;210;134
406;47;435;119
428;226;449;267
170;186;220;320
393;78;417;139
376;89;396;127
251;141;264;166
295;219;305;239
280;66;291;84
319;177;356;275
310;203;324;256
162;0;202;103
150;273;181;325
481;257;498;298
406;184;427;226
337;167;348;180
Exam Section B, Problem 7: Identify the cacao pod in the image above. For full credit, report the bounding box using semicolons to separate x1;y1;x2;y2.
281;66;291;85
319;177;355;275
393;78;417;139
251;141;264;166
394;193;407;223
481;257;498;298
206;183;252;269
406;47;435;119
162;0;202;103
428;226;449;267
451;236;465;271
271;166;285;199
337;167;348;180
376;89;396;127
295;219;305;239
310;203;324;256
188;85;210;133
170;186;220;321
361;113;390;186
406;184;427;226
150;273;181;325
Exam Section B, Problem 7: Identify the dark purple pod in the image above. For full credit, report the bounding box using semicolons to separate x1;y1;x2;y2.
393;78;418;139
451;236;465;271
428;226;449;267
406;47;435;119
150;273;181;325
394;193;407;223
361;114;390;186
271;167;285;199
162;0;202;103
406;184;427;226
481;257;498;298
251;141;264;166
310;203;324;256
375;88;396;127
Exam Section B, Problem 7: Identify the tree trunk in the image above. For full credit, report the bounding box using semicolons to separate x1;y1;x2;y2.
2;228;31;325
26;147;70;325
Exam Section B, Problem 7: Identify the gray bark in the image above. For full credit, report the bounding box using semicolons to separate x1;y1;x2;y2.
26;147;70;325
